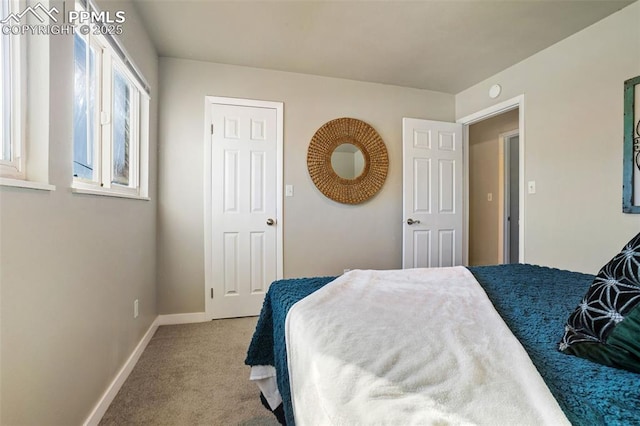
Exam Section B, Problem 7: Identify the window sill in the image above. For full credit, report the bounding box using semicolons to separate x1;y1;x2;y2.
0;177;56;191
71;185;150;201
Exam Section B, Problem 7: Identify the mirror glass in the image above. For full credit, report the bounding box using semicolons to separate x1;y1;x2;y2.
331;143;365;179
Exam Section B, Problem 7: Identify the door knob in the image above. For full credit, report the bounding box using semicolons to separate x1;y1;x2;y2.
406;218;420;225
266;218;276;226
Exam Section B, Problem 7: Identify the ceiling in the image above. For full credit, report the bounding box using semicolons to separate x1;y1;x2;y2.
132;0;634;94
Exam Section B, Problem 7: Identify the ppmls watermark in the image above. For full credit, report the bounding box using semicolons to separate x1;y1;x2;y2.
1;3;125;36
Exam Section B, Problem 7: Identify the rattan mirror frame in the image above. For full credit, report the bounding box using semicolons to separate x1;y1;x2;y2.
307;118;388;204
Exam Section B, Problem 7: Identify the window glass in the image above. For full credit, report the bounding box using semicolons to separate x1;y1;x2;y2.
88;43;97;171
112;67;131;186
73;34;94;180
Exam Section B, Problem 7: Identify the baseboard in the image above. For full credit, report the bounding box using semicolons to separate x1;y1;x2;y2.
82;312;207;425
83;317;160;426
156;312;207;325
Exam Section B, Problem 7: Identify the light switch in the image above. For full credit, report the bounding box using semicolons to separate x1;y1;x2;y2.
528;181;536;194
487;193;493;202
285;185;294;197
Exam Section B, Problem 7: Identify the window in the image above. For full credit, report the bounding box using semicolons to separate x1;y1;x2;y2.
0;0;24;180
0;1;54;191
72;0;149;199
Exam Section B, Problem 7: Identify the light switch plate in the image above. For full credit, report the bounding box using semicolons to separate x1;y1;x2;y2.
285;185;294;197
528;181;536;194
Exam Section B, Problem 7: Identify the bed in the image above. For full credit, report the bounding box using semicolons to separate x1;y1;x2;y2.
245;259;640;425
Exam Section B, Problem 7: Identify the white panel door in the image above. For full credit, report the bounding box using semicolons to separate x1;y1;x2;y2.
207;101;281;319
402;118;463;268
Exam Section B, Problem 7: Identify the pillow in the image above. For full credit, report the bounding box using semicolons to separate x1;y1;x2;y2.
559;232;640;373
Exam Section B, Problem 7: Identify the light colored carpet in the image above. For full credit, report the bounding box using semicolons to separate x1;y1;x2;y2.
99;317;280;426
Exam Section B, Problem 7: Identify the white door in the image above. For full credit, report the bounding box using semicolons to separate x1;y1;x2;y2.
402;118;463;268
205;98;283;319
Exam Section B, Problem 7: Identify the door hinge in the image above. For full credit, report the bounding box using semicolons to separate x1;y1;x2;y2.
211;288;214;299
211;124;214;135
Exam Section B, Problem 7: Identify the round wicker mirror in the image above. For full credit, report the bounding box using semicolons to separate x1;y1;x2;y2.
307;118;388;204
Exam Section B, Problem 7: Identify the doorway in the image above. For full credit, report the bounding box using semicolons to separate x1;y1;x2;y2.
458;96;525;266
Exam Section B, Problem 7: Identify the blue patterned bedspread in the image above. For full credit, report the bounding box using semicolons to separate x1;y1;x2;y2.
245;265;640;425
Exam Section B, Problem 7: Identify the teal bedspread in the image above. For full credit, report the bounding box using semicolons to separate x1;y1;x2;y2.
245;265;640;425
245;276;334;425
471;264;640;425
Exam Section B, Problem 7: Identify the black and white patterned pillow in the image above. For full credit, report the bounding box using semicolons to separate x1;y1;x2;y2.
559;232;640;373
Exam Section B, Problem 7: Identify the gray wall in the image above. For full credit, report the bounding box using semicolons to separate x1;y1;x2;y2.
457;2;640;273
2;1;639;423
0;1;158;424
157;58;455;314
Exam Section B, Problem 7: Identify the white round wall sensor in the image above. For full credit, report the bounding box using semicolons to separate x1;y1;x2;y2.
489;84;501;99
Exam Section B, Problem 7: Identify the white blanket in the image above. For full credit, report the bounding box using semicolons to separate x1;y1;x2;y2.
285;267;570;425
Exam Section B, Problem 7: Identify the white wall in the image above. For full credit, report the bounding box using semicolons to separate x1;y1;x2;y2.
457;2;640;273
157;58;454;314
0;1;158;424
